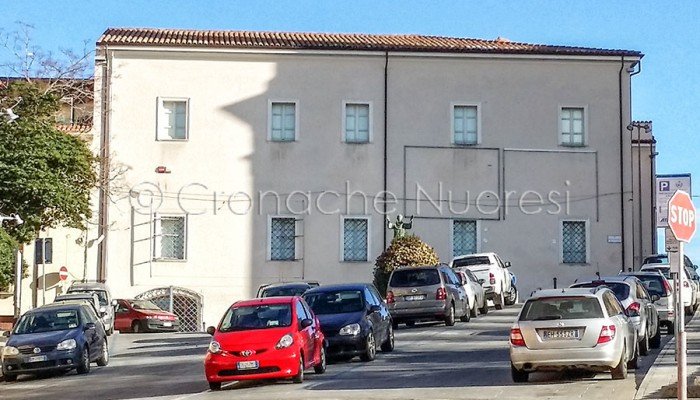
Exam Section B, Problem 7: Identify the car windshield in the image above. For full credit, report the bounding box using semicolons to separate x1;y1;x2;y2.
643;255;668;265
633;276;667;297
14;309;81;334
570;282;630;301
453;256;491;267
219;304;292;332
69;289;108;306
261;286;308;297
520;297;603;321
389;269;440;287
130;300;162;311
643;266;671;279
304;290;364;315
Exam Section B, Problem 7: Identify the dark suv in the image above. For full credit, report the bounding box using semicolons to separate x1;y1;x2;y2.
386;264;469;327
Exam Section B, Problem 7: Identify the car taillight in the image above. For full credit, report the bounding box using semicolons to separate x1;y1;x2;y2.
436;287;447;300
489;273;496;285
386;291;395;304
626;302;641;317
664;279;673;294
597;325;616;344
510;328;526;347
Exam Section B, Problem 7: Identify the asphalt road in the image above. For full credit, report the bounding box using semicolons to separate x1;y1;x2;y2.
0;305;671;400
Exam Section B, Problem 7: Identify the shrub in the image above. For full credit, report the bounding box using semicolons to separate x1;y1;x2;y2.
373;234;440;295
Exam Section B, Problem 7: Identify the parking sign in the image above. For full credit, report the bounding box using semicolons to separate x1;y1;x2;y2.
656;174;691;227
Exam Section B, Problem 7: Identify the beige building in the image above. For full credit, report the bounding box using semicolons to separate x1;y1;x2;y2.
89;28;654;330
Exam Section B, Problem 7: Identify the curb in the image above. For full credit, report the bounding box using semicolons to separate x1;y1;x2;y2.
635;334;677;399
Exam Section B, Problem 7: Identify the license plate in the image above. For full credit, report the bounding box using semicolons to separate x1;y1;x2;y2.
404;295;426;301
541;329;581;340
28;355;48;363
237;360;259;370
163;322;172;327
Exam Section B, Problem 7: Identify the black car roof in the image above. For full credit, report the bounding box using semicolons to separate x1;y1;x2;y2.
303;283;370;294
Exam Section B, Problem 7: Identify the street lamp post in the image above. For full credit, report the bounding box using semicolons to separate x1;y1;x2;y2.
1;213;24;320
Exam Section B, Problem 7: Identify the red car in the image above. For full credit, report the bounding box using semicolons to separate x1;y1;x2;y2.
204;296;326;390
114;299;180;333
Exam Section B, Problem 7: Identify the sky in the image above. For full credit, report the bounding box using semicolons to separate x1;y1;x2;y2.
1;0;699;260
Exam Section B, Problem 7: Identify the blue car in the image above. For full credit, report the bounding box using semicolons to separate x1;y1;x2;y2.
1;301;109;381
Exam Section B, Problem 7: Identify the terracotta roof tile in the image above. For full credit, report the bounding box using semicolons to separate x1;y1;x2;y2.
98;28;642;57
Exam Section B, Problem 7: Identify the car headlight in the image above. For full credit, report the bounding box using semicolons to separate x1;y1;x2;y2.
1;346;19;357
100;306;107;314
208;340;221;354
275;333;294;349
339;323;361;336
57;338;77;351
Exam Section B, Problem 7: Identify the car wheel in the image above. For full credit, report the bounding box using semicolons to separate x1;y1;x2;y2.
479;300;489;315
314;346;327;374
3;374;17;382
208;381;222;391
611;345;628;380
445;303;456;326
627;342;639;370
650;325;662;349
505;286;518;306
381;324;395;352
470;299;478;318
96;339;109;366
132;320;142;333
639;330;649;356
511;363;528;383
292;355;304;383
495;291;505;310
76;347;91;375
360;331;376;361
459;301;471;322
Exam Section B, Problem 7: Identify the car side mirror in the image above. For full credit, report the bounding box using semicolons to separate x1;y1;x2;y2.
206;326;216;336
84;322;96;331
651;294;660;302
300;319;313;329
111;299;118;307
2;330;9;337
368;305;381;314
504;261;512;268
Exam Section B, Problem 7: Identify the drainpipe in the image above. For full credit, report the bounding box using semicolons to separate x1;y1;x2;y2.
383;51;389;249
630;62;643;266
96;45;111;282
650;137;658;252
618;56;626;269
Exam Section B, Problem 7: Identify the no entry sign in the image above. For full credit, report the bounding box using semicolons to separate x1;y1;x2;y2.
668;190;696;243
59;266;69;281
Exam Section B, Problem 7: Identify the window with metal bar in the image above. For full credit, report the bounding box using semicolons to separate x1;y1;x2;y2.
343;218;368;261
562;221;587;263
154;216;186;260
453;220;477;257
270;217;296;260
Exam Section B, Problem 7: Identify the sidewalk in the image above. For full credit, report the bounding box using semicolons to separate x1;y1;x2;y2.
636;313;700;399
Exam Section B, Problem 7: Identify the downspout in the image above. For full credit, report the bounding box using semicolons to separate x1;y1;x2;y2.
618;56;626;269
97;45;111;282
383;51;389;249
630;62;643;265
650;137;658;252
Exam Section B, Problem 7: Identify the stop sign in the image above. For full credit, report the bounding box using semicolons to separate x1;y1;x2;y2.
59;266;69;281
668;190;696;243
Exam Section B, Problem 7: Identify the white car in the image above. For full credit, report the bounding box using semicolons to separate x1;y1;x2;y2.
455;269;487;317
451;252;512;310
640;261;696;316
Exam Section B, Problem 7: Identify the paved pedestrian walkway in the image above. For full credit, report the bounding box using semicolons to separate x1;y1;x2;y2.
636;312;700;399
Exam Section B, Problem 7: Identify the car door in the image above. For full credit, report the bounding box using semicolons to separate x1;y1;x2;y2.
300;299;322;363
443;268;468;315
79;306;101;360
467;270;484;307
364;287;388;343
370;285;391;333
605;292;636;358
295;300;314;367
636;281;658;336
114;300;130;331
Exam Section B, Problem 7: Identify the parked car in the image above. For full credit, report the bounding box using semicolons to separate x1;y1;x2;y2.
506;271;518;306
1;301;109;381
303;283;393;361
66;282;117;335
619;271;675;334
684;266;700;310
455;270;486;318
256;281;320;298
571;275;661;354
509;287;638;382
204;296;325;390
386;264;469;327
54;293;102;321
451;252;512;310
114;299;180;333
641;262;696;316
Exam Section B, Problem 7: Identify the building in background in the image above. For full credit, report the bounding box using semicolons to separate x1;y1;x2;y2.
89;28;654;329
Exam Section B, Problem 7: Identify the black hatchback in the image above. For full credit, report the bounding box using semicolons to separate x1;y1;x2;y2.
303;283;394;362
1;302;109;381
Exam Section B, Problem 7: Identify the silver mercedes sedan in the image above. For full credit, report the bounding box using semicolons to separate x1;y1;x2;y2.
509;287;638;382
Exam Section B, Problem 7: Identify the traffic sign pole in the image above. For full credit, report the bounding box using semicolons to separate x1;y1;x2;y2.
677;240;687;400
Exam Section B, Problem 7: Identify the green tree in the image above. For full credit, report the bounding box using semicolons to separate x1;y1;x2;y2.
0;80;97;243
0;228;18;291
373;235;440;295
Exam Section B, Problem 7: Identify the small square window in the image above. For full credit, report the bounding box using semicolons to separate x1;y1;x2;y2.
562;220;587;264
342;217;369;261
560;107;585;146
270;102;297;142
452;220;477;257
153;215;186;260
270;217;296;261
453;105;479;145
344;103;370;143
157;99;188;140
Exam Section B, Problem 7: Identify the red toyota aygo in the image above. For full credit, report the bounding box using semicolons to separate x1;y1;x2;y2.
204;296;326;390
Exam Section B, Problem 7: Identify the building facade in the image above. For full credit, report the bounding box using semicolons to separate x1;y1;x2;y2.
92;28;652;329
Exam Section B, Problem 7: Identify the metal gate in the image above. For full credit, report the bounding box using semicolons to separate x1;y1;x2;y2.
135;286;203;332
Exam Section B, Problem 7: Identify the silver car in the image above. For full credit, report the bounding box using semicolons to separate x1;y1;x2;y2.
620;271;675;335
67;282;117;335
455;269;487;317
510;288;638;382
571;276;660;355
386;264;469;327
